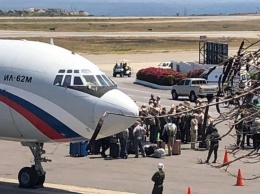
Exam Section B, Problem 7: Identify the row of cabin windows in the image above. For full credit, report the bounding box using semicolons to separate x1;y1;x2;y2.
53;74;115;87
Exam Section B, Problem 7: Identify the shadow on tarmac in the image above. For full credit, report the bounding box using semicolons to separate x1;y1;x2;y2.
0;181;81;194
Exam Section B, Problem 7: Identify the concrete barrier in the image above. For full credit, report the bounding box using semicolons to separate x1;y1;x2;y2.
134;79;172;90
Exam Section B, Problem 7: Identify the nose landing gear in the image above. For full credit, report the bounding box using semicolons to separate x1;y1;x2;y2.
18;142;51;188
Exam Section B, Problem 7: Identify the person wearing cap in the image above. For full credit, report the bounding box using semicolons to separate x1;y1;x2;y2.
156;96;161;108
205;126;221;163
182;108;192;144
162;117;177;156
190;115;198;149
133;121;146;158
151;163;165;194
149;94;156;104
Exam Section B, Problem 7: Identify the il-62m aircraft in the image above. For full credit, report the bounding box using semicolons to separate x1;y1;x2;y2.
0;39;139;188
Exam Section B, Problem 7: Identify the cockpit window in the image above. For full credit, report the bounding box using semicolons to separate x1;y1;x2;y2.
83;75;99;86
67;70;73;73
73;76;83;85
81;69;91;74
58;69;65;73
74;70;79;73
101;75;113;86
53;75;63;86
107;77;116;85
63;75;71;86
96;75;109;86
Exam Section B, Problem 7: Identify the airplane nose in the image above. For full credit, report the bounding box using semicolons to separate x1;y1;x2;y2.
93;89;139;138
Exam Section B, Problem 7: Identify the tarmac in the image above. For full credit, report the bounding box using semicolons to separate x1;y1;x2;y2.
0;22;260;193
0;62;260;193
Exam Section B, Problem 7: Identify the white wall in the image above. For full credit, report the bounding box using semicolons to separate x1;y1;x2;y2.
170;60;217;73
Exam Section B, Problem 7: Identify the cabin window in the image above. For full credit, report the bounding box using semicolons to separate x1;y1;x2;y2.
96;75;109;86
73;76;83;85
63;75;71;86
83;75;99;86
53;75;64;86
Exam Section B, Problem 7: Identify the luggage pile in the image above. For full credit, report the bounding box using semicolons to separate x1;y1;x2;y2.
69;141;88;157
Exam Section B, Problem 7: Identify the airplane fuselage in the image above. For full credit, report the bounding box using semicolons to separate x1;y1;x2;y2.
0;39;139;143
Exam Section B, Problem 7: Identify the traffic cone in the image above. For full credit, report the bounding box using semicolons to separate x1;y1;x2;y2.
223;150;229;164
187;187;192;194
235;169;244;186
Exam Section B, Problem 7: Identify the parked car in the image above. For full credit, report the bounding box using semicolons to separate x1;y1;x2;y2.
113;59;132;77
171;78;218;102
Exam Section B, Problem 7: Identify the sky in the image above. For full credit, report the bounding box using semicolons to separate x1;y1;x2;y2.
0;0;259;16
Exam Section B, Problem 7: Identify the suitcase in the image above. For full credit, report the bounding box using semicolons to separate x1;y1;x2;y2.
89;141;101;155
172;140;181;155
127;140;135;154
109;143;120;158
110;137;119;144
157;140;165;149
69;141;88;157
199;141;206;149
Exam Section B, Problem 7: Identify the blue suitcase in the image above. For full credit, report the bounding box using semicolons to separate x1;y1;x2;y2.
69;141;88;157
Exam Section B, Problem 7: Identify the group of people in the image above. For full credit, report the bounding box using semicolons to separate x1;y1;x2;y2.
139;94;215;149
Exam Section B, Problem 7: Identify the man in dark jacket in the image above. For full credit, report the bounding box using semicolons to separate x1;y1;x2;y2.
151;163;165;194
205;126;221;163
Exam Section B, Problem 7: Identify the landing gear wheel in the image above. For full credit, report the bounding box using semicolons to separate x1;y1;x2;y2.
113;73;116;77
120;72;123;77
172;90;178;100
189;91;197;102
19;142;51;189
128;73;131;77
18;167;38;188
36;174;45;187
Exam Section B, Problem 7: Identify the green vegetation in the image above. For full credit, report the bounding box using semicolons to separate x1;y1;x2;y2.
6;37;257;54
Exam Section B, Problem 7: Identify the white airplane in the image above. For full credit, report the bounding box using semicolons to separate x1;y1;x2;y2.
0;39;139;188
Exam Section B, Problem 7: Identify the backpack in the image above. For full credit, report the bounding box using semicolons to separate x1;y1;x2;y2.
167;124;175;138
144;145;158;156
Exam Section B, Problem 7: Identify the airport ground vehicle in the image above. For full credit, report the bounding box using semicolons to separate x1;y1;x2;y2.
113;59;132;77
171;78;218;102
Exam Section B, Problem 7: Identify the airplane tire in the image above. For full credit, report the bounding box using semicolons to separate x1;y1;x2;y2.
18;167;38;188
36;174;45;187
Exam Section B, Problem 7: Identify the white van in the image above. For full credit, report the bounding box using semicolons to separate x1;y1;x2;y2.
158;62;172;69
200;66;251;89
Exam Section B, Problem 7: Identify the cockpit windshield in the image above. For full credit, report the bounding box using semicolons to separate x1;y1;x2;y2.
101;75;114;86
83;75;99;86
96;75;109;86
